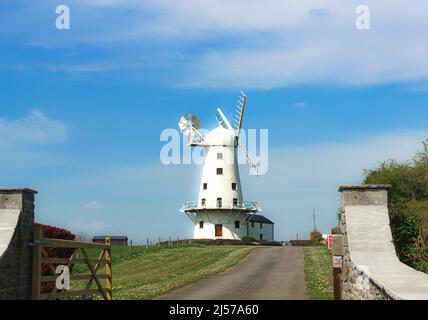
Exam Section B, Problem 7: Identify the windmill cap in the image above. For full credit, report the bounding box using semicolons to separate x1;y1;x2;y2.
205;126;236;146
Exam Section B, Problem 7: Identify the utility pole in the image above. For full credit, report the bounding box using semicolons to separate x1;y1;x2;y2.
313;208;316;232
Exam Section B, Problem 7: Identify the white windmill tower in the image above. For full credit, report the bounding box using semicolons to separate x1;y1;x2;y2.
179;92;265;240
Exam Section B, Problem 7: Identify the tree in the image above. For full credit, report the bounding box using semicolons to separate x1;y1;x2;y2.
363;140;428;273
75;231;91;242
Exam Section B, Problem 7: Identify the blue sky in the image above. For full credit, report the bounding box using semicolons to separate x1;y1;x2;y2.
1;1;428;241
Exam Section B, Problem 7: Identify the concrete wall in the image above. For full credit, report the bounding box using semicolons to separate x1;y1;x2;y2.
338;185;428;300
339;185;389;207
0;188;37;300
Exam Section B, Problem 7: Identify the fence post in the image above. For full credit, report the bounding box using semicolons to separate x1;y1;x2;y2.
105;236;112;300
332;235;344;300
32;226;42;300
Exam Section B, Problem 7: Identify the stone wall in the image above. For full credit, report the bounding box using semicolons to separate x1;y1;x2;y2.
0;188;37;300
341;256;391;300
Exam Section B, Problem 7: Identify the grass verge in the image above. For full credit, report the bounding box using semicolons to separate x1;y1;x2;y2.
73;244;254;300
304;246;333;300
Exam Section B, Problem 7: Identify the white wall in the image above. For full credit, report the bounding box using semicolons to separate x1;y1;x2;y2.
198;126;243;209
193;211;274;241
194;211;246;240
247;221;274;242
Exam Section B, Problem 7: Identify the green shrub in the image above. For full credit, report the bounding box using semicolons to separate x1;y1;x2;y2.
363;140;428;273
241;236;257;242
261;241;282;246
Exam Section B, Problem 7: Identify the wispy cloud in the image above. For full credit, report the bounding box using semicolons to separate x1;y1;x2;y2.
0;110;69;148
44;63;120;74
293;102;306;109
84;201;103;210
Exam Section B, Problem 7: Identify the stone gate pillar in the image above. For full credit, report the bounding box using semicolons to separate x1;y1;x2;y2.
0;188;37;299
338;184;391;300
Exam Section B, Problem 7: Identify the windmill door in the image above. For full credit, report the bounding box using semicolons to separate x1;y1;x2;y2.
215;224;223;237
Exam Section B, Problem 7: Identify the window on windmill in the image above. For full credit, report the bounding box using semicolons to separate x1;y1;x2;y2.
201;198;206;206
251;222;254;228
235;220;240;229
199;221;204;229
217;152;223;160
217;168;223;175
233;198;238;206
203;183;207;190
231;183;237;190
217;197;222;208
260;223;263;229
259;234;263;240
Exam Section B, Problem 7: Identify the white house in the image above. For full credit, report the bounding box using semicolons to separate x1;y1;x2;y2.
246;214;274;241
179;93;274;241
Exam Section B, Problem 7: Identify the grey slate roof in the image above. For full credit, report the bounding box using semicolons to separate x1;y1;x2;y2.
245;214;274;224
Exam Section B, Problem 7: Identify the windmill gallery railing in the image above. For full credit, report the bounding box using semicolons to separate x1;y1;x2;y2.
181;200;260;212
32;227;112;300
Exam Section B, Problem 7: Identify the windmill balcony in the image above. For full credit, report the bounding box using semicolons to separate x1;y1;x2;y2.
180;200;260;212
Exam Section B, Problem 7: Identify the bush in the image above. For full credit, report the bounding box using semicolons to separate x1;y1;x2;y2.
260;241;282;246
290;240;316;246
331;227;340;234
363;140;428;273
389;201;428;272
34;223;76;294
241;236;257;242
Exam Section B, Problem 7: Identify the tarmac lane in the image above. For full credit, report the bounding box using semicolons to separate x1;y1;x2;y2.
157;246;308;300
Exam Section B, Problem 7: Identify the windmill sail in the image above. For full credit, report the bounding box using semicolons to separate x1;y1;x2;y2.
233;91;247;139
178;114;205;145
215;93;258;174
216;108;235;134
216;109;228;130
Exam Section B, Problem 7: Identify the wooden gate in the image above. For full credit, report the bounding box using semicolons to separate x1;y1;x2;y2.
32;228;112;300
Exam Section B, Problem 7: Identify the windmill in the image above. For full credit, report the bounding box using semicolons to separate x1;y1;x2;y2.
178;92;273;241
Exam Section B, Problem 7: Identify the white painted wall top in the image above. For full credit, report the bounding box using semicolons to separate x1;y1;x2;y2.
345;205;428;300
0;209;20;258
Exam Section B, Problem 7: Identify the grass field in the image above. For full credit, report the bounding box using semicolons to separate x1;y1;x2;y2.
74;244;254;300
304;246;333;300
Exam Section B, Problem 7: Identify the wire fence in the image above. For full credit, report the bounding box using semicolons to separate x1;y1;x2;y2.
126;238;193;252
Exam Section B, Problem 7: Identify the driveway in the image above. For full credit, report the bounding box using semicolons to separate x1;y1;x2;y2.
157;246;308;300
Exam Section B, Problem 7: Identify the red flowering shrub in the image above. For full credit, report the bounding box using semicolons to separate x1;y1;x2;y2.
35;223;76;294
